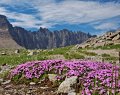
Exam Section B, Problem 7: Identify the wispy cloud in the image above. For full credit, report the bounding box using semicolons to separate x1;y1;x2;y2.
0;0;120;33
0;7;41;28
36;0;120;28
94;22;119;30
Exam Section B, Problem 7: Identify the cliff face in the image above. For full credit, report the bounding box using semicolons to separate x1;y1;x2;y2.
0;15;92;49
12;27;91;49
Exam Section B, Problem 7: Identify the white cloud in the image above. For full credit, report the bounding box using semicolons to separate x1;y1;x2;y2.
0;0;120;30
94;22;119;30
35;0;120;27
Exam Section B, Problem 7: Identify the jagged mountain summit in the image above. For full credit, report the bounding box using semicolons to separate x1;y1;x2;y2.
0;15;92;49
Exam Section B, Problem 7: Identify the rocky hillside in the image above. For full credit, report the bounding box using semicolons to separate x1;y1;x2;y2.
76;30;120;48
0;15;92;49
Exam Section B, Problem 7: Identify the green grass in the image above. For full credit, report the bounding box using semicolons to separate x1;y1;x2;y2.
77;49;97;56
101;53;119;62
95;44;120;50
104;56;119;62
101;53;110;57
0;53;48;66
47;46;73;55
0;46;73;65
64;52;85;59
0;70;10;80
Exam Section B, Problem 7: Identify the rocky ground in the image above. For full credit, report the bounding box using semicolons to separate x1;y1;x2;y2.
0;80;58;95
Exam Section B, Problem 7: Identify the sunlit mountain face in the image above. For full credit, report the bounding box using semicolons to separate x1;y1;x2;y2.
0;0;120;35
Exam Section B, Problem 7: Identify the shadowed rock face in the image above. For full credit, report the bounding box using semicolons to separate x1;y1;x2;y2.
0;15;92;49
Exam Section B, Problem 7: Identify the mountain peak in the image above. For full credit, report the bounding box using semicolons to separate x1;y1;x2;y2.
0;14;22;49
0;15;7;19
0;14;11;31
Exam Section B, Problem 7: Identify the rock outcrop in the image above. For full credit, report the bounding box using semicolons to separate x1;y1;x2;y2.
57;76;78;94
76;30;120;48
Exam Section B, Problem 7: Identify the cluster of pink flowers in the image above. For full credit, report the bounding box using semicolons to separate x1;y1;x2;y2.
11;60;120;95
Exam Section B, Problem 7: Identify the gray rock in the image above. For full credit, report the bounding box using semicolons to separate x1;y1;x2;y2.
94;42;105;47
68;92;76;95
40;87;49;89
112;34;120;41
0;65;11;74
57;76;78;93
29;82;36;85
2;80;11;85
15;49;20;54
27;50;37;56
4;85;12;89
1;52;6;55
5;94;11;95
0;86;4;93
48;74;57;83
0;78;3;83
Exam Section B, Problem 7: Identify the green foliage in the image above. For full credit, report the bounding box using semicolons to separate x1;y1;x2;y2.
11;73;48;84
102;53;110;57
77;50;97;56
0;51;48;65
0;70;10;80
11;74;22;84
40;73;48;80
47;46;73;55
104;56;118;62
101;53;118;62
64;52;85;59
95;44;120;50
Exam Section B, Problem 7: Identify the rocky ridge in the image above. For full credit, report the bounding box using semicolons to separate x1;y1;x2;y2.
0;15;93;49
76;30;120;48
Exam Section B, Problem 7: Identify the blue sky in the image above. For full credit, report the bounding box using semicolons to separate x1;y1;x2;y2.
0;0;120;35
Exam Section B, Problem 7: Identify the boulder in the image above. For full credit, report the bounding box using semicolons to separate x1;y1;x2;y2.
29;82;36;85
0;65;11;74
112;34;120;41
94;42;105;47
68;92;76;95
48;74;57;83
1;52;6;55
105;41;114;46
15;49;20;54
27;50;37;56
57;76;78;94
0;78;3;83
77;44;90;49
2;80;11;85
